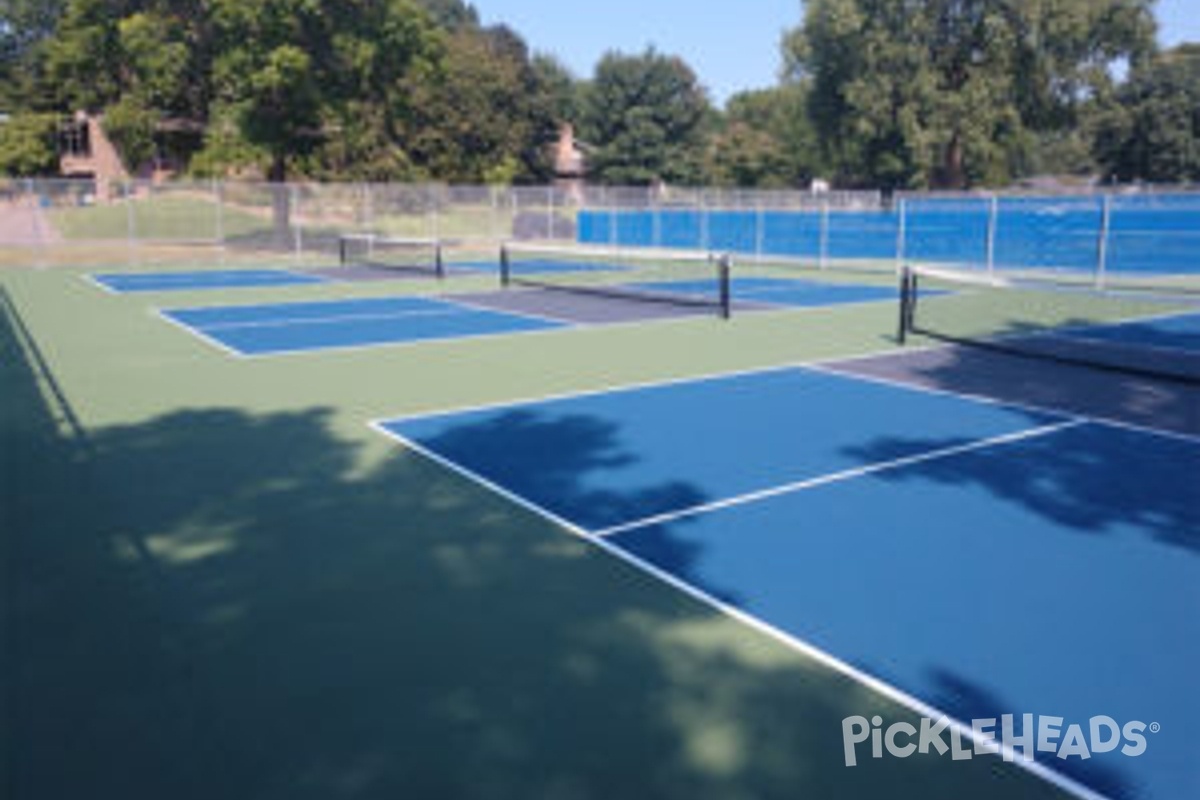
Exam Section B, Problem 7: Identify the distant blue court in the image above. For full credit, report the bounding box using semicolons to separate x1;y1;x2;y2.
94;269;326;293
380;367;1200;800
1066;310;1200;354
162;295;564;356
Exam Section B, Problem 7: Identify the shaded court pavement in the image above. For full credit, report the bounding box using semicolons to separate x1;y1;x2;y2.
0;284;1074;800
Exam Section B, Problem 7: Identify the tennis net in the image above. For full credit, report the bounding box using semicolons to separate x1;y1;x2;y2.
338;234;445;278
898;266;1200;383
500;243;732;318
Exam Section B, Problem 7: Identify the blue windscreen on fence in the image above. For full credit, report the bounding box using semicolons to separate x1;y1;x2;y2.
903;198;991;268
577;195;1200;278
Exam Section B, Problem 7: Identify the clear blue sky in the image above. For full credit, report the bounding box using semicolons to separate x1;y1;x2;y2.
475;0;1200;107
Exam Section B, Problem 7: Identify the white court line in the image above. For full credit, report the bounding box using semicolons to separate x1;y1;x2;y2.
93;270;327;293
153;309;575;360
373;335;1200;448
368;420;1114;800
808;358;1200;447
373;347;1068;429
191;305;475;332
591;420;1086;538
439;292;581;326
83;273;122;296
151;308;250;359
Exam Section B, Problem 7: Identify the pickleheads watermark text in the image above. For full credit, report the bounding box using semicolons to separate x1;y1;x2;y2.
842;714;1157;767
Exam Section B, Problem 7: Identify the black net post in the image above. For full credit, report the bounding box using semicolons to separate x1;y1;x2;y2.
499;244;511;287
718;253;732;320
338;235;348;267
434;242;445;280
898;266;916;344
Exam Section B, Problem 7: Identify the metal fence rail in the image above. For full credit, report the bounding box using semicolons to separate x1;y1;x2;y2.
1;179;1197;288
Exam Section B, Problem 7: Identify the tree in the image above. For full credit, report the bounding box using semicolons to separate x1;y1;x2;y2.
530;54;581;128
786;0;1157;189
400;24;558;183
0;0;67;110
706;86;820;188
1095;44;1200;183
580;49;712;186
0;112;59;175
413;0;478;31
41;0;128;111
200;0;444;235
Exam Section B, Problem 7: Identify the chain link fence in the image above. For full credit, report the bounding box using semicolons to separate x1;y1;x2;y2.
1;179;1197;288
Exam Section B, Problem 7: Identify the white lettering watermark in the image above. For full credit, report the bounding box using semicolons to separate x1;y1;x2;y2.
842;714;1155;766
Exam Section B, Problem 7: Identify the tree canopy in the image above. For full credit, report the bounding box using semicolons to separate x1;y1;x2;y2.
1095;43;1200;183
0;0;1196;188
785;0;1159;189
579;49;712;186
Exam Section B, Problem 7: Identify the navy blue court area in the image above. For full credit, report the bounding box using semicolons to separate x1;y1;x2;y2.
1067;309;1200;353
162;296;563;355
380;367;1199;800
93;268;326;293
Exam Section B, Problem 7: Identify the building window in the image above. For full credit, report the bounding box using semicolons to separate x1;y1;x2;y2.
58;118;92;158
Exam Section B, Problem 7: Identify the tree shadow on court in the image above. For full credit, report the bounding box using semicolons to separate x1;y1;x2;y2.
838;343;1200;554
3;294;1076;800
925;670;1136;800
409;408;748;605
412;409;709;532
841;421;1199;553
827;348;1196;799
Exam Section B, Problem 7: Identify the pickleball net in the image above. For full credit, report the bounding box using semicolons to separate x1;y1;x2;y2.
500;243;732;319
898;265;1200;384
338;234;445;278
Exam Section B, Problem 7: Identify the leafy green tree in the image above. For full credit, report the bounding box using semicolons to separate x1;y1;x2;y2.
116;12;192;112
101;95;158;171
1095;44;1200;183
0;0;67;110
580;49;712;186
0;0;65;60
705;121;792;188
0;111;59;175
413;0;478;31
530;53;581;127
707;86;821;188
401;24;557;182
204;0;445;180
787;0;1156;189
41;0;127;111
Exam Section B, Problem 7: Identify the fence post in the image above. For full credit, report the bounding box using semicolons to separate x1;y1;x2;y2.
363;182;374;233
212;179;226;266
895;196;907;274
125;180;139;266
291;184;303;261
25;178;46;268
819;198;830;270
985;194;998;275
1096;194;1112;289
755;199;765;263
429;183;440;242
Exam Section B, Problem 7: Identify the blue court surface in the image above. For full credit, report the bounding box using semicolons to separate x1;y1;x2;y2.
93;268;326;293
1065;310;1200;354
162;296;565;356
378;366;1199;800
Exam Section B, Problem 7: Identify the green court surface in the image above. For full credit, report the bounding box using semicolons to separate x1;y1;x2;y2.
2;262;1075;800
